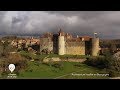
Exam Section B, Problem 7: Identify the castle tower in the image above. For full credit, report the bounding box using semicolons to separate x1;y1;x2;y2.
58;29;65;55
91;33;100;56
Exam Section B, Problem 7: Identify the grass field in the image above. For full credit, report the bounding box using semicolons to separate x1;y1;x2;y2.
15;51;109;79
0;51;109;79
19;51;101;60
17;61;109;79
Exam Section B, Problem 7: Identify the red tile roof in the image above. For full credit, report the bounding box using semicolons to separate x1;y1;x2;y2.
79;36;92;41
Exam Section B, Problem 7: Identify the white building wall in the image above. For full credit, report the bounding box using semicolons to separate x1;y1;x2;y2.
58;36;65;55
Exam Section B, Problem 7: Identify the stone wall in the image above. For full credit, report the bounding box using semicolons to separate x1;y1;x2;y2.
65;41;85;55
43;57;86;62
40;38;53;52
43;57;61;62
62;58;86;62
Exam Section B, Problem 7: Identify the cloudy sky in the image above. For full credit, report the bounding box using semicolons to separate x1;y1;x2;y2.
0;11;120;39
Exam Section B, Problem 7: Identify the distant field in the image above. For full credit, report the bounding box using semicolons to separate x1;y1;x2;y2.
17;61;109;79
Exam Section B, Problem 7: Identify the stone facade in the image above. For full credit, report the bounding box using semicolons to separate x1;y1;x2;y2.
40;37;53;53
92;38;100;56
40;29;99;56
65;41;85;55
10;29;100;56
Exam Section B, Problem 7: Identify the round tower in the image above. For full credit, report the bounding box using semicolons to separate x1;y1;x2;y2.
91;33;100;56
58;29;65;55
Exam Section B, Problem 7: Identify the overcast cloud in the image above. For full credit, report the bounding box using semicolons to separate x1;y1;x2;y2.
0;11;120;39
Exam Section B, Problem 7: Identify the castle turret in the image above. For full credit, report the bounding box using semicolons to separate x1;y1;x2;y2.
91;33;100;56
58;29;65;55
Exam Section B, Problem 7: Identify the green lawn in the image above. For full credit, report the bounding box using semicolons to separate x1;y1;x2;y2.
17;61;109;79
0;51;109;79
16;51;109;79
19;51;101;60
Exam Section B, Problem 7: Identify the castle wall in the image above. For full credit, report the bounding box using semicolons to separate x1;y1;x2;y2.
40;38;53;52
85;40;92;55
65;41;85;55
53;34;58;54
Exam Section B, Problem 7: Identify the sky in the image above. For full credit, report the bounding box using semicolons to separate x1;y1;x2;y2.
0;11;120;39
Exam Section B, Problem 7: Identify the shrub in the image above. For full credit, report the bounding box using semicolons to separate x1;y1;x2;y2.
52;63;63;70
0;53;28;74
106;52;120;77
42;62;49;66
52;68;59;73
1;71;9;77
102;49;112;56
52;63;61;68
29;69;33;72
84;51;120;77
84;56;109;69
17;48;22;52
74;64;82;68
108;70;119;77
34;61;40;66
23;55;32;60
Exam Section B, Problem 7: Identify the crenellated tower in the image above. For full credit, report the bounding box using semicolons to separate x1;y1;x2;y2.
58;28;65;55
91;33;100;56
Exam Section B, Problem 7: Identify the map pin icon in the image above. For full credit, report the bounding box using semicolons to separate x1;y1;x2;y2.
9;64;15;73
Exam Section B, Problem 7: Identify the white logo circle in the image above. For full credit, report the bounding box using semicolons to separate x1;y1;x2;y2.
8;64;15;73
